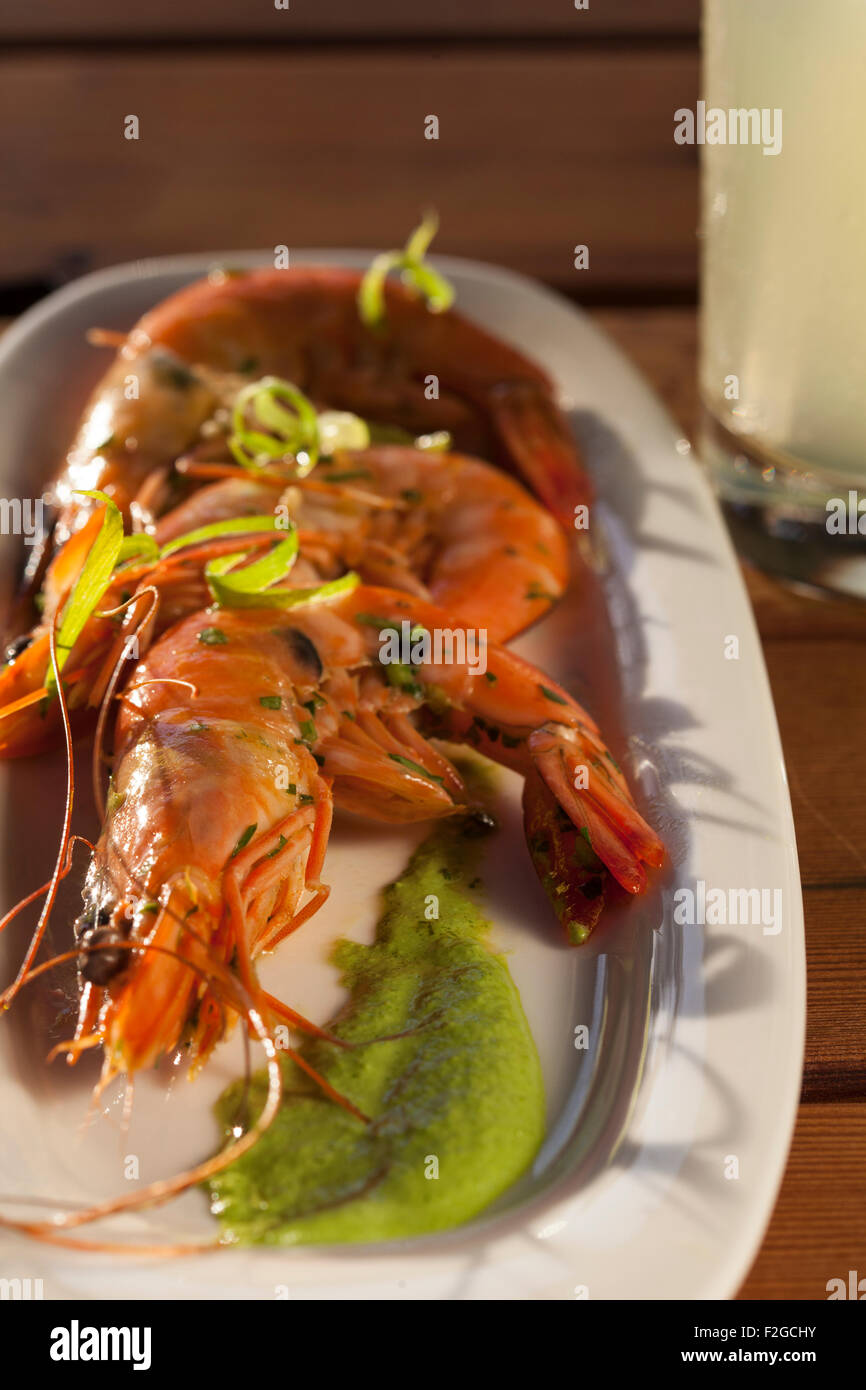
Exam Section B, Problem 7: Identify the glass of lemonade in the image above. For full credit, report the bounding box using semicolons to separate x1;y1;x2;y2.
700;0;866;597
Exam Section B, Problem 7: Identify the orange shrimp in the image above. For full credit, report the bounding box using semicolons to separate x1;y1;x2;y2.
52;265;587;538
50;344;235;547
58;584;661;1084
157;444;568;637
0;444;567;757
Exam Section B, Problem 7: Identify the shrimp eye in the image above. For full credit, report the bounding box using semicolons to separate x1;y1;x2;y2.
79;927;127;985
279;627;323;682
465;807;498;836
73;904;111;938
4;632;33;664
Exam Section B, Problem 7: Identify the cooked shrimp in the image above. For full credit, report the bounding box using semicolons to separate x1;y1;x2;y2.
85;266;589;529
51;345;237;547
52;583;661;1084
0;443;567;756
157;444;568;637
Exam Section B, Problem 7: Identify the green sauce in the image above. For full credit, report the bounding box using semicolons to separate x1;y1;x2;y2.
209;821;545;1245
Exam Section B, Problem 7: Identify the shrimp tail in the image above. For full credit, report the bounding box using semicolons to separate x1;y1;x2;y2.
488;379;592;529
528;725;665;898
522;769;607;945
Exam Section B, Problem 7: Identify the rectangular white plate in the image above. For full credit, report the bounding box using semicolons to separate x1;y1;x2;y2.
0;253;804;1299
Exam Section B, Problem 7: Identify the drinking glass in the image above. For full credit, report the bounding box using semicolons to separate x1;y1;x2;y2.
700;0;866;596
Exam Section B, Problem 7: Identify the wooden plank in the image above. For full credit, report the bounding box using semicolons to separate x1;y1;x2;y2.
593;306;701;435
743;565;866;642
0;50;699;291
802;887;866;1099
737;1104;866;1299
762;641;866;888
0;0;700;43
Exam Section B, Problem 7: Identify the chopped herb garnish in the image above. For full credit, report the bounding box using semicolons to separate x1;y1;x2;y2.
152;354;198;391
259;694;282;710
46;490;124;695
231;823;257;858
266;834;288;860
198;627;228;645
319;468;374;483
385;663;422;696
388;754;444;784
298;719;317;743
357;212;455;328
353;612;392;630
485;671;498;684
539;684;568;706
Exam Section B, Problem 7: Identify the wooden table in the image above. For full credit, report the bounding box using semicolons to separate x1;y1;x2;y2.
596;308;866;1300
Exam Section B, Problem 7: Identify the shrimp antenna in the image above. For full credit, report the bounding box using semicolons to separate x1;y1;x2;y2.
0;937;283;1251
89;584;160;815
2;621;75;1003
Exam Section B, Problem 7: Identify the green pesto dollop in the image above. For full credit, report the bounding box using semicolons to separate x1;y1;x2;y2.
209;821;545;1245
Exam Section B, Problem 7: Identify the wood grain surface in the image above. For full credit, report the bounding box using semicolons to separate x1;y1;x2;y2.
0;48;698;292
595;307;866;1300
0;0;701;42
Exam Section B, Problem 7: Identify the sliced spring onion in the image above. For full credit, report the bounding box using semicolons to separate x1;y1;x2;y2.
316;410;371;455
229;377;320;475
117;533;160;564
403;214;439;265
413;430;451;452
159;514;287;560
208;565;360;611
357;212;456;328
365;421;452;452
47;490;124;693
357;252;404;330
205;532;300;606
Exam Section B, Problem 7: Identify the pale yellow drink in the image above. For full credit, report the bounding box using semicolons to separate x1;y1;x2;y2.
701;0;866;491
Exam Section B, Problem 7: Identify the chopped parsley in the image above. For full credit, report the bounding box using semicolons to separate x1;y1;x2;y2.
389;754;444;785
539;684;567;706
230;823;257;858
